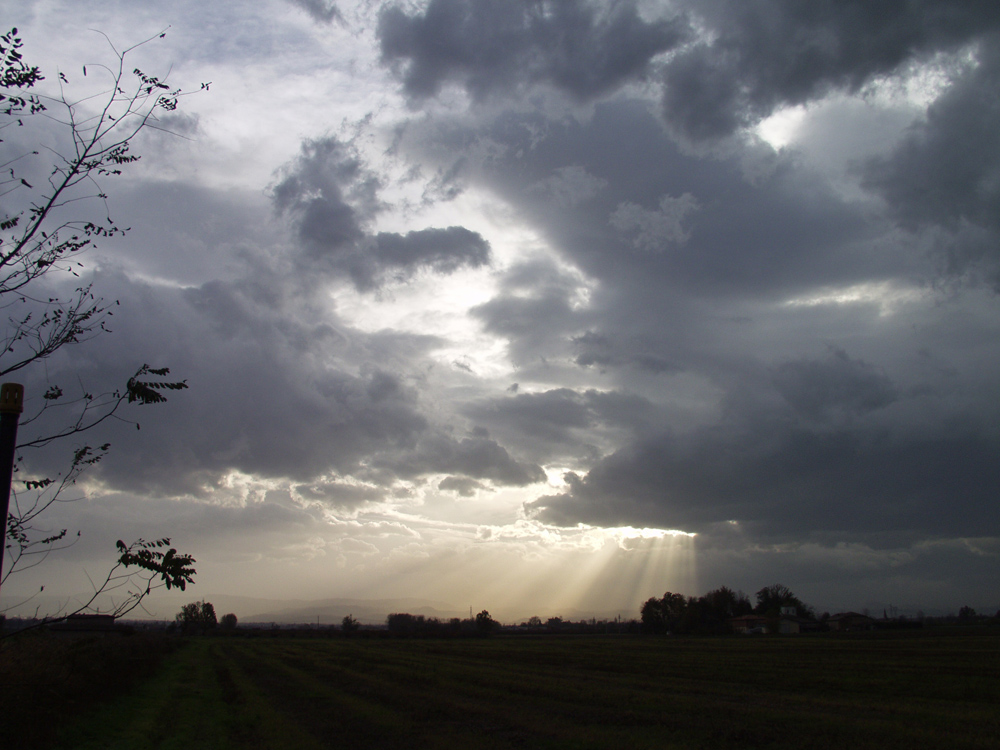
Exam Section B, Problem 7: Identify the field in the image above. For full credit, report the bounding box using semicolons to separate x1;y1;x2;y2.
8;629;1000;749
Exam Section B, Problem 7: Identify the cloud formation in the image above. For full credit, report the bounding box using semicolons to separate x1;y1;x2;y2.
287;0;343;25
378;0;689;100
660;0;1000;142
863;37;1000;283
8;0;1000;616
272;136;491;290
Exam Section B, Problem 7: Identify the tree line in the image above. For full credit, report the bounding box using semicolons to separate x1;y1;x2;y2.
158;590;997;639
640;583;812;635
384;610;498;637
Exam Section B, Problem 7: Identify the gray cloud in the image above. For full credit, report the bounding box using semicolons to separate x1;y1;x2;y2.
271;136;374;262
772;348;898;420
13;191;437;498
272;137;490;290
429;100;889;301
862;37;1000;283
572;331;679;374
372;226;490;280
378;432;545;487
287;0;343;25
470;257;588;368
459;386;666;473
24;253;556;498
661;0;1000;142
378;0;689;101
528;165;607;208
438;476;487;496
11;0;1000;615
376;0;1000;147
87;277;432;494
610;192;699;252
390;60;1000;555
295;481;386;508
526;422;1000;541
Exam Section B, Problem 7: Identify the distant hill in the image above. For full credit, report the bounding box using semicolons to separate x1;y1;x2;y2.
238;597;465;625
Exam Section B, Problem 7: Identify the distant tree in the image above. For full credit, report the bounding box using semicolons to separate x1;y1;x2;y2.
341;614;359;633
684;586;753;634
641;586;758;634
661;592;688;631
640;592;689;633
754;584;813;619
176;600;217;634
703;586;753;618
958;606;976;621
387;612;413;634
475;609;497;635
526;615;542;627
220;612;238;630
640;597;666;634
200;601;217;628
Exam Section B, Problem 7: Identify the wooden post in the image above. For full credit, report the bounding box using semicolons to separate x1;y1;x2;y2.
0;383;24;594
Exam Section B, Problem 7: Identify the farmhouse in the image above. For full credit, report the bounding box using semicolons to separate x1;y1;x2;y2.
729;611;818;634
827;612;877;631
729;614;769;634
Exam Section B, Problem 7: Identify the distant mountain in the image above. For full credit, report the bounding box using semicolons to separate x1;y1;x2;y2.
238;597;465;625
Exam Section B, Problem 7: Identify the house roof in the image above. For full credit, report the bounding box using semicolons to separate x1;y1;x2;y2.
828;612;875;621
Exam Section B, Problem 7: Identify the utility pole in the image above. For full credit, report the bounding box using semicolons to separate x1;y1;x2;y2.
0;383;24;596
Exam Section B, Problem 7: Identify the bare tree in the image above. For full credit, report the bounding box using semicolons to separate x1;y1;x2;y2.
0;27;203;623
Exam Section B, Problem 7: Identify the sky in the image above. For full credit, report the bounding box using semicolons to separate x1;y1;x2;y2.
2;0;998;622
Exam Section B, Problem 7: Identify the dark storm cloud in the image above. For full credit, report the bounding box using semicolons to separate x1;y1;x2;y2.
470;257;588;368
378;431;545;487
377;0;1000;146
469;388;592;443
26;257;547;497
9;155;528;505
377;0;689;101
526;421;1000;540
272;137;491;290
450;101;889;301
862;37;1000;282
438;476;487;496
287;0;343;24
462;387;663;465
10;175;439;498
271;136;375;255
413;97;912;401
295;481;385;508
71;275;433;495
373;226;490;276
771;348;898;419
660;0;1000;142
390;66;1000;551
573;330;680;374
9;0;1000;616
